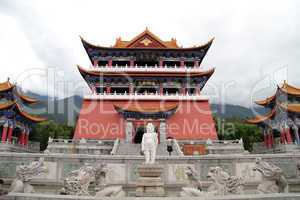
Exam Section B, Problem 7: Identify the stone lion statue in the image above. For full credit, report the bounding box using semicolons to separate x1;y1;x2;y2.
253;157;288;193
181;166;244;197
207;166;244;195
60;163;125;197
0;179;8;196
60;163;97;196
9;156;48;193
180;166;203;196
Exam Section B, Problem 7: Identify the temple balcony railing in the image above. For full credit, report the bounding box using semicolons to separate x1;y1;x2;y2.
177;139;246;155
89;64;204;72
47;138;115;154
0;137;40;153
177;139;243;146
48;138;115;146
84;93;209;100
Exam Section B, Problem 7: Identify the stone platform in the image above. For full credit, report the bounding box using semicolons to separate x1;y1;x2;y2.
1;152;300;195
136;164;165;197
5;192;300;200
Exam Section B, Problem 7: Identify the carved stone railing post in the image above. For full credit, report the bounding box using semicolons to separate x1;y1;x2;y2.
159;121;166;144
125;121;133;143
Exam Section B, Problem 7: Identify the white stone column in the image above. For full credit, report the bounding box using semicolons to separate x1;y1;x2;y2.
159;121;167;144
125;121;133;143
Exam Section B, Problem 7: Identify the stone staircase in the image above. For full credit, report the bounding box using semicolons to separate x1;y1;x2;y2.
115;142;181;156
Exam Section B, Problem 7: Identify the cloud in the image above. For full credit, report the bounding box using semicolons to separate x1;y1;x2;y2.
0;0;300;106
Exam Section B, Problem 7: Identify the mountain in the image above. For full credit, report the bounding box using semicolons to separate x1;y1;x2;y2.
24;93;266;125
211;103;266;119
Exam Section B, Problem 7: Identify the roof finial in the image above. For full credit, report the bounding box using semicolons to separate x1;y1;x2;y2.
145;26;149;31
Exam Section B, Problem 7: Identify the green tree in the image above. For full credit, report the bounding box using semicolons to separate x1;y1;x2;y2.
30;120;74;151
215;117;262;152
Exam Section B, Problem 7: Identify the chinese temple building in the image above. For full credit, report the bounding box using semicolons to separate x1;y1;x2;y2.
247;81;300;149
74;29;217;152
0;78;46;152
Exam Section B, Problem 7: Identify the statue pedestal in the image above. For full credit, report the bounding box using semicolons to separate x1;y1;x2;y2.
135;164;165;197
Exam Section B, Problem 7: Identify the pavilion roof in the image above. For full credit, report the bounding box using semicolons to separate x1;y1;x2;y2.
279;103;300;113
14;103;46;122
255;81;300;107
80;28;214;50
0;79;15;92
114;28;179;48
16;90;39;104
114;103;178;113
0;101;16;110
255;94;276;106
114;102;178;119
280;81;300;96
0;101;46;123
245;108;276;124
77;65;215;78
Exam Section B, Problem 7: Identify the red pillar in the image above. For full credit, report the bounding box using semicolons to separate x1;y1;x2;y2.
130;60;134;67
280;129;286;144
269;132;274;148
129;84;134;94
180;60;185;68
18;132;22;144
194;60;199;68
181;86;186;95
267;132;273;148
108;59;112;67
24;129;30;146
93;60;98;67
1;122;8;143
159;84;163;95
285;128;292;144
106;86;111;94
7;125;13;144
196;84;201;95
264;133;268;147
20;130;26;145
91;85;96;94
159;60;163;68
19;127;26;145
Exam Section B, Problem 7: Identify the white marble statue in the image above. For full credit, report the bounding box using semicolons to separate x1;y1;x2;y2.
141;123;158;164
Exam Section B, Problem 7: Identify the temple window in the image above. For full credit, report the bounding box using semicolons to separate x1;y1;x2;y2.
135;61;159;67
163;87;180;95
163;61;180;68
185;61;195;68
95;86;105;94
112;60;130;67
134;86;158;94
111;86;130;94
98;60;109;67
186;88;196;95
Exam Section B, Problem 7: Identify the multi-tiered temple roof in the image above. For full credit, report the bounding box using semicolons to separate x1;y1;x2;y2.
0;79;46;146
78;28;215;97
247;81;300;124
80;28;214;66
247;81;300;147
74;29;217;143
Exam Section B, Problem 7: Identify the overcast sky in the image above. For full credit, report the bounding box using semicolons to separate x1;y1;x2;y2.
0;0;299;107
